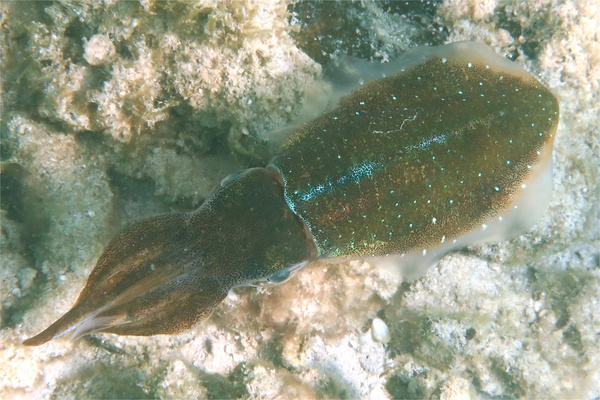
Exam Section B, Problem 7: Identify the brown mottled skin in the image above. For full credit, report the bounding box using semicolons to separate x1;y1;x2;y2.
24;43;558;345
24;168;312;345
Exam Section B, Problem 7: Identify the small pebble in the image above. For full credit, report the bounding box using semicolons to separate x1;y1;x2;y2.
84;34;116;66
371;317;391;343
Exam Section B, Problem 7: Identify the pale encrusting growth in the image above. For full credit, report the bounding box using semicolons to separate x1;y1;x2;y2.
1;0;598;399
3;0;321;203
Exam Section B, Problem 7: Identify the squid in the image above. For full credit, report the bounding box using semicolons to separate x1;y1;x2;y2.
24;42;559;346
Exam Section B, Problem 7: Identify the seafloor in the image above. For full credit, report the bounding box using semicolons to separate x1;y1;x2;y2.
1;0;598;399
